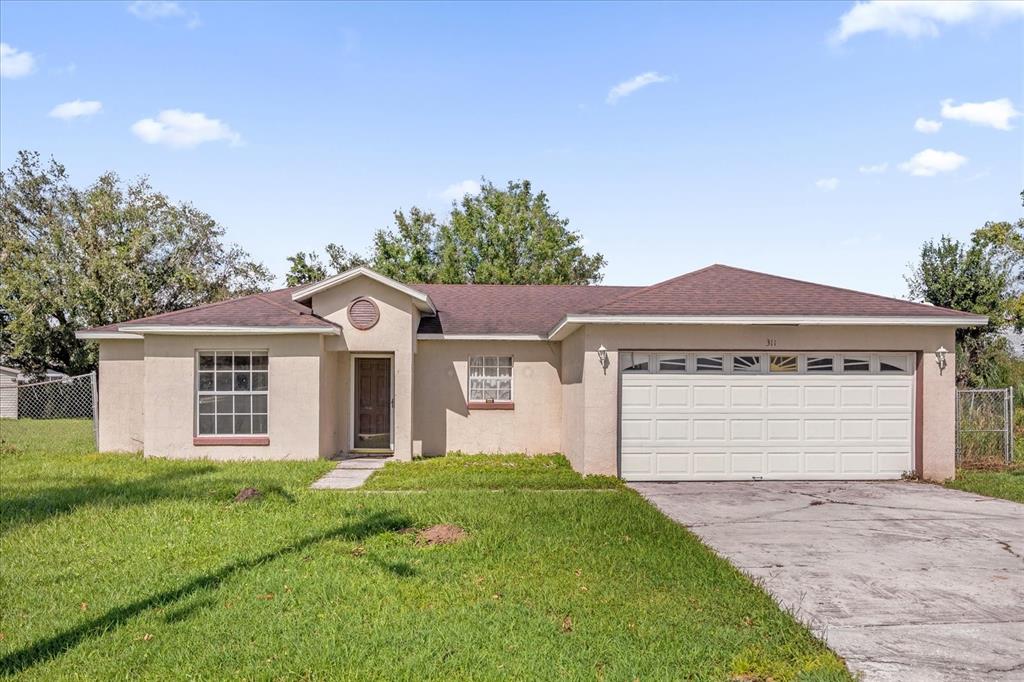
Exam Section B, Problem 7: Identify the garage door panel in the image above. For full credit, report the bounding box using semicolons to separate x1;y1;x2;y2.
693;419;727;440
693;386;727;408
729;419;763;440
766;386;800;407
621;385;653;408
730;386;763;407
766;419;800;440
620;354;914;481
655;385;689;408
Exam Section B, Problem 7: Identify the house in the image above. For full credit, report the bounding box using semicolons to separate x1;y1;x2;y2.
0;367;19;419
76;264;985;481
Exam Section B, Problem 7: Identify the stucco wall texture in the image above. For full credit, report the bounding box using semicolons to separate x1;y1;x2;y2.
92;276;959;481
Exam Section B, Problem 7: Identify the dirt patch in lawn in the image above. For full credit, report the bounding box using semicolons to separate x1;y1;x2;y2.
414;524;467;546
233;487;261;503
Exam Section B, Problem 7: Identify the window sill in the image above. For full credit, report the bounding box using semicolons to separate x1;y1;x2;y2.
193;436;270;446
466;402;514;411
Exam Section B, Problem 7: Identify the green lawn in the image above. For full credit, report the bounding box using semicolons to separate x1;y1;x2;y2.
945;466;1024;503
363;452;624;490
0;420;849;681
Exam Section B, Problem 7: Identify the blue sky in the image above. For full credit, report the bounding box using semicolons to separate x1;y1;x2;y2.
2;1;1022;295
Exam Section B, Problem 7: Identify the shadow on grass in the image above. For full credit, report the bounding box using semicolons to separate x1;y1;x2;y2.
0;467;296;535
0;510;412;676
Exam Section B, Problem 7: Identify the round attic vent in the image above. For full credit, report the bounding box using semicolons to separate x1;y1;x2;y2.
347;297;380;330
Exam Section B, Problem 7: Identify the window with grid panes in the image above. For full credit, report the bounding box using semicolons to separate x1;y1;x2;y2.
468;356;512;402
196;351;268;435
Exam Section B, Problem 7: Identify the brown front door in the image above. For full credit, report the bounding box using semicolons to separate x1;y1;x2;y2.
354;357;391;450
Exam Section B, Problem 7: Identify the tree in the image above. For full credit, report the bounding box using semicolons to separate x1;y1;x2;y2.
435;180;605;284
0;151;272;376
285;251;328;286
906;206;1024;386
286;179;606;286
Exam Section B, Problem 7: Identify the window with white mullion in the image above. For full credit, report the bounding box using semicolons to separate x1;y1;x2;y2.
468;356;513;402
196;351;268;436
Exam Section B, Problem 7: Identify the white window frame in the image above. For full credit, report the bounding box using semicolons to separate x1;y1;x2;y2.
618;351;914;376
195;350;269;436
467;355;514;403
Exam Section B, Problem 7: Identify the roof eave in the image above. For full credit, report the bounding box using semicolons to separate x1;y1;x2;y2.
547;314;989;341
115;325;340;336
76;330;145;340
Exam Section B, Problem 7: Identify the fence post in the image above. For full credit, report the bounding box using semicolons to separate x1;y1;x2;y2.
90;371;99;451
1009;386;1014;465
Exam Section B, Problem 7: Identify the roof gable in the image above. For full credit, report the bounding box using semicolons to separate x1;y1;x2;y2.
291;267;435;313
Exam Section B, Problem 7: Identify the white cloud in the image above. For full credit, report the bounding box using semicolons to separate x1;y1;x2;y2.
127;1;200;27
858;162;889;174
831;1;1024;44
0;43;36;78
898;148;967;176
440;180;481;201
914;117;942;133
606;72;671;104
815;177;840;191
940;97;1021;130
131;109;241;149
49;100;103;120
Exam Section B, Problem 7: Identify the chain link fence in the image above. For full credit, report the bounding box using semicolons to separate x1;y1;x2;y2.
1;372;98;447
955;387;1014;468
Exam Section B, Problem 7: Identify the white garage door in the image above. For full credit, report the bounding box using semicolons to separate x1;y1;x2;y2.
619;351;915;481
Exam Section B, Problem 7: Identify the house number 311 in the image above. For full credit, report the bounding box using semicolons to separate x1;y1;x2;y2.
766;338;778;347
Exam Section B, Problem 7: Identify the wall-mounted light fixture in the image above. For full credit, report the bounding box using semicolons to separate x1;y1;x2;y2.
935;346;948;374
597;345;609;373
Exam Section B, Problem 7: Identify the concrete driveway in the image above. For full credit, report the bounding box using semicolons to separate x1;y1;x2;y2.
629;481;1024;682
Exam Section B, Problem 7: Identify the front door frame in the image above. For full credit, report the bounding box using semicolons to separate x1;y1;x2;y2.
350;353;395;453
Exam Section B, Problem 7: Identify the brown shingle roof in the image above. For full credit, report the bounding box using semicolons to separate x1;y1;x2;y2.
82;286;338;332
411;284;639;335
81;264;982;337
580;264;979;320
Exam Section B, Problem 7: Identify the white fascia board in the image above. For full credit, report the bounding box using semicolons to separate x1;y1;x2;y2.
417;333;548;341
548;314;988;340
75;331;145;340
117;325;340;335
291;266;436;314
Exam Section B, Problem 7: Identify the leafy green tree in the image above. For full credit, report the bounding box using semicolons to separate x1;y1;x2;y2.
436;179;605;284
292;179;606;286
371;207;441;283
285;251;329;286
907;207;1024;386
0;151;272;376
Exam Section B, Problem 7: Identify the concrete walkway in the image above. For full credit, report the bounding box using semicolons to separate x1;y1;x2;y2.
310;457;390;489
630;481;1024;682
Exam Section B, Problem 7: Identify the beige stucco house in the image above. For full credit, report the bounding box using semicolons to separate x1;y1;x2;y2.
77;264;985;482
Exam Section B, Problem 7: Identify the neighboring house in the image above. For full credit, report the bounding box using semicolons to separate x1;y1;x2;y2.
0;367;18;418
1;366;71;419
77;264;985;481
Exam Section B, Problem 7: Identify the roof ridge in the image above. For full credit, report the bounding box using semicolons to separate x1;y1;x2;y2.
254;293;306;316
576;264;721;313
704;264;972;316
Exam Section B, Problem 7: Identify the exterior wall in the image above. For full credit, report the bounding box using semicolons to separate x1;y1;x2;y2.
310;277;417;459
319;343;340;457
97;340;145;451
413;340;563;455
560;328;585;470
0;370;18;419
573;324;958;481
142;334;322;460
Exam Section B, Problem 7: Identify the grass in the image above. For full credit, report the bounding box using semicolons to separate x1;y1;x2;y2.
363;453;624;491
0;420;850;681
944;465;1024;503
